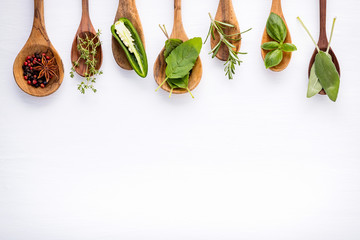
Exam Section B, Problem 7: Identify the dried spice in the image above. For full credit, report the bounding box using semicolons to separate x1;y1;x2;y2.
33;55;58;83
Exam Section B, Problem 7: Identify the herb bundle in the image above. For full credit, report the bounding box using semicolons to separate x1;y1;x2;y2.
261;13;297;69
204;13;251;80
298;17;340;102
70;30;103;94
156;25;202;98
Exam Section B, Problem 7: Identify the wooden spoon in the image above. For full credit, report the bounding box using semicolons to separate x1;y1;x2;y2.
308;0;340;95
211;0;241;61
153;0;203;94
112;0;145;70
13;0;64;97
261;0;292;72
71;0;102;77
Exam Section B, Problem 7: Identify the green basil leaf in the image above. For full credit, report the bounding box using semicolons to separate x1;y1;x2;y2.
281;43;297;52
266;13;287;43
167;73;190;89
261;41;280;50
314;51;340;102
307;64;322;98
165;37;202;79
264;49;283;69
164;39;183;59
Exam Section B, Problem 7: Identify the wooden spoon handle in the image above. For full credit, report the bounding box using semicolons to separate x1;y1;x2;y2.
81;0;90;20
219;0;232;6
30;0;48;40
171;0;186;39
319;0;328;47
270;0;282;14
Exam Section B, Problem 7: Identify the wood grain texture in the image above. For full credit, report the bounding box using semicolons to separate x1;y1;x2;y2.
261;0;292;72
13;0;64;97
111;0;145;70
153;0;202;94
308;0;340;95
211;0;241;61
71;0;103;77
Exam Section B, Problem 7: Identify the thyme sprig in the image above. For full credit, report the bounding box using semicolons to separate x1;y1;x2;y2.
70;30;103;94
205;13;251;80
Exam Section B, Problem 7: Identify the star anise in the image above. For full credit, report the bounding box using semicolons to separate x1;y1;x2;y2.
33;55;58;83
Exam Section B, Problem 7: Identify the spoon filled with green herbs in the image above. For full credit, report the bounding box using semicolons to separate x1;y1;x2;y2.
298;16;340;102
261;0;296;71
298;0;340;101
153;0;203;98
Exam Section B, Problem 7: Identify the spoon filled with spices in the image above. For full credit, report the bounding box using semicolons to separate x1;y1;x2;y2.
308;0;340;95
13;0;64;97
112;0;146;71
153;0;203;94
211;0;241;61
261;0;293;72
71;0;102;77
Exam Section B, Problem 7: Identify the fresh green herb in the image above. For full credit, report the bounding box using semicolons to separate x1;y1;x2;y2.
156;25;202;98
111;18;148;78
266;13;287;43
298;17;340;102
159;26;184;59
70;30;103;94
315;51;340;101
204;13;251;80
264;49;283;69
261;13;297;69
307;64;322;98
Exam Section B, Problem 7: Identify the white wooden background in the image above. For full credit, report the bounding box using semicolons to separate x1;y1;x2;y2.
1;0;360;239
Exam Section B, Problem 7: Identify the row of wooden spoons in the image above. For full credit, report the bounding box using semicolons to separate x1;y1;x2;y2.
13;0;339;97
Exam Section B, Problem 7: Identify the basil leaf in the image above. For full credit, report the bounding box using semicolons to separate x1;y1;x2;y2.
264;49;283;69
167;73;190;89
261;41;280;50
281;43;297;52
266;13;287;43
314;51;340;102
307;64;322;98
165;37;202;79
164;39;183;59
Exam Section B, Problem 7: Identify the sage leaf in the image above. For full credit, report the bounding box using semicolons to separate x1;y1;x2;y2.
165;37;202;79
264;49;283;69
307;64;322;98
164;39;183;59
266;13;287;43
314;51;340;102
281;43;297;52
261;41;280;50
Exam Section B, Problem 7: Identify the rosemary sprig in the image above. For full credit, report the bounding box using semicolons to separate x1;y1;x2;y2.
205;13;251;80
70;29;103;94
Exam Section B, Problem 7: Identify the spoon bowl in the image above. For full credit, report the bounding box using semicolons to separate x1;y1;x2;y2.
308;0;340;95
153;0;203;94
261;0;292;72
309;48;340;95
13;0;64;97
112;0;145;70
211;0;241;61
71;0;102;77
